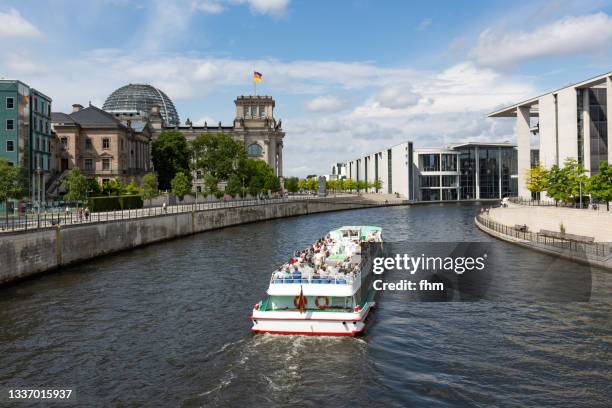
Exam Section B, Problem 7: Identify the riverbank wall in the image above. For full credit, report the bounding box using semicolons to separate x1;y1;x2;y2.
1;198;399;285
475;205;612;271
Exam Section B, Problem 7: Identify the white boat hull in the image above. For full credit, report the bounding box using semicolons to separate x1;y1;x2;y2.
251;303;375;336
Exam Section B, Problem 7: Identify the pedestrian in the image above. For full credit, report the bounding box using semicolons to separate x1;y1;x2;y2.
78;207;83;221
162;202;167;213
85;207;90;221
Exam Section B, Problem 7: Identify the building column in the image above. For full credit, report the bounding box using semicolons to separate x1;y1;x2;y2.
277;141;283;177
475;146;480;200
608;76;612;164
516;105;532;198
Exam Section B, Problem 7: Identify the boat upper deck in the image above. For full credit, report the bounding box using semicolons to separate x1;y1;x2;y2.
267;226;382;296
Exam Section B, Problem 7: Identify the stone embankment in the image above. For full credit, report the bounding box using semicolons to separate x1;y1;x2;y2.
1;195;404;285
475;203;612;271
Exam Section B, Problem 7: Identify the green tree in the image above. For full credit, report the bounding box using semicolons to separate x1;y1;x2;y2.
243;160;280;197
62;167;88;205
587;161;612;210
125;180;142;195
298;179;308;191
85;178;101;197
225;173;244;198
203;173;219;197
526;163;548;201
373;178;382;192
171;172;192;201
344;178;356;192
141;172;159;205
191;133;246;180
545;158;587;205
285;176;299;193
152;131;190;190
356;180;367;192
101;178;124;196
0;159;24;222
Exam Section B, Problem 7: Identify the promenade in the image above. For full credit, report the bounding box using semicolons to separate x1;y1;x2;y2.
475;203;612;271
0;194;405;234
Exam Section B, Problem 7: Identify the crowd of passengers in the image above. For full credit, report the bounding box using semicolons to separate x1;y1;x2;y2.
273;234;361;283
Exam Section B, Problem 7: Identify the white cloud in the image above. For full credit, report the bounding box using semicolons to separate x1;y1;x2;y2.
470;12;612;68
373;85;421;109
192;0;290;17
416;17;432;31
236;0;289;17
0;9;42;38
304;95;348;112
192;1;225;14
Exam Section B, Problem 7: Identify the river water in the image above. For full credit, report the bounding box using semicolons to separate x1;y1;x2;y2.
0;204;610;407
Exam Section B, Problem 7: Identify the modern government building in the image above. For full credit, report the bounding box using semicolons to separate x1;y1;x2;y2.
335;71;611;202
337;142;518;201
489;71;611;198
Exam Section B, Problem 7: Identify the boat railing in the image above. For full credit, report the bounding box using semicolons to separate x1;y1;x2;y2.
269;271;360;286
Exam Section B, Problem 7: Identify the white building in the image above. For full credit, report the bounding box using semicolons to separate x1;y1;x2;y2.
489;71;611;198
338;141;517;201
344;142;415;199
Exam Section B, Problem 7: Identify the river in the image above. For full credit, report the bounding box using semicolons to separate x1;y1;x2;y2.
0;204;610;407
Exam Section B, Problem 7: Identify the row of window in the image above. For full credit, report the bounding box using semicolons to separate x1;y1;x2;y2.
4;97;51;116
84;158;112;171
5;118;50;134
243;105;268;119
4;139;50;153
418;154;458;172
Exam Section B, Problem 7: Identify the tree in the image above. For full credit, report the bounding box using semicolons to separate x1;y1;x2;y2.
171;172;192;201
191;133;246;180
86;178;102;197
545;158;587;205
203;173;219;198
373;178;382;192
344;178;356;192
356;180;367;192
0;159;24;222
225;173;244;198
243;159;280;197
101;178;124;196
141;172;159;206
152;131;190;190
125;180;142;195
62;167;88;205
285;177;299;193
526;162;548;201
587;161;612;210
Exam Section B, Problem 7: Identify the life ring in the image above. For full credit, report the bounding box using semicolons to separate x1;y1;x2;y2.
294;295;308;308
315;296;329;309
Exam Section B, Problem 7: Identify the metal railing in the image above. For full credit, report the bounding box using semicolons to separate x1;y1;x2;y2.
0;195;383;234
476;214;611;258
510;197;610;211
269;272;358;286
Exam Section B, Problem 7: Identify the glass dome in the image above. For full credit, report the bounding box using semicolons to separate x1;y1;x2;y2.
103;83;180;126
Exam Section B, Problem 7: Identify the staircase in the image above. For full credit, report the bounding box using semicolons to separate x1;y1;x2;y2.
46;169;70;198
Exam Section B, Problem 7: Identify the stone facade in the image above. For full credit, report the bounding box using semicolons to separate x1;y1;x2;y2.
51;104;152;188
146;95;285;192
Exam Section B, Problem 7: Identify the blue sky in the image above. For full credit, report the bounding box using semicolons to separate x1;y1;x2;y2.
1;0;611;176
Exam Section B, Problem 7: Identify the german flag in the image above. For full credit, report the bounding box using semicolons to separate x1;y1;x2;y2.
253;71;263;83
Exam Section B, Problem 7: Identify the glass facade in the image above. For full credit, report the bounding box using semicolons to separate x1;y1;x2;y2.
459;148;476;200
456;145;517;200
588;88;608;173
577;88;585;165
419;153;439;171
441;154;457;171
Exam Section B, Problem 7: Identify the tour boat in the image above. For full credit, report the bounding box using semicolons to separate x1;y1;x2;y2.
251;226;383;336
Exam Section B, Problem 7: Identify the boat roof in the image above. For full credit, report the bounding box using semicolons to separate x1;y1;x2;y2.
329;225;382;241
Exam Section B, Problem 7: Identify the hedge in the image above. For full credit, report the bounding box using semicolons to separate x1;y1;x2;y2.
87;195;143;212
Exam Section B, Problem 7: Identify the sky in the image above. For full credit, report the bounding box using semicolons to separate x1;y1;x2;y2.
1;0;611;176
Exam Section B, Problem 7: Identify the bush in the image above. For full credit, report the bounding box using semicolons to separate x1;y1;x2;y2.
88;195;143;212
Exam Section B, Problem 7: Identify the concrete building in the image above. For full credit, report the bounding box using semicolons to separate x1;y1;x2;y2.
0;80;53;208
413;148;460;201
489;71;611;198
102;85;285;189
339;141;517;201
345;142;416;199
51;104;152;190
